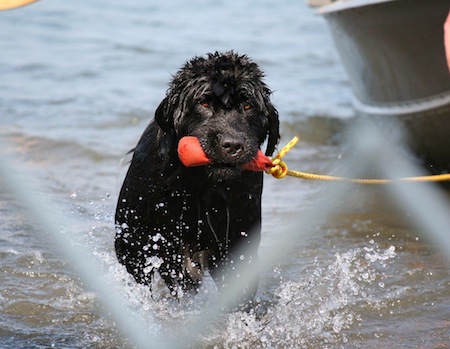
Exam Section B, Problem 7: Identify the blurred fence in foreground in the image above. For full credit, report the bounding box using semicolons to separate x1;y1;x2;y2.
1;119;449;349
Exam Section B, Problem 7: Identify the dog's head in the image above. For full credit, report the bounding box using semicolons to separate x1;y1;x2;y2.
155;51;280;180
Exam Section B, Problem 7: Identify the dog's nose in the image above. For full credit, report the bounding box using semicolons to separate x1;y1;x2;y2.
220;137;244;157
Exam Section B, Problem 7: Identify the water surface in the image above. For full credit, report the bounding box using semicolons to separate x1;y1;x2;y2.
1;1;449;348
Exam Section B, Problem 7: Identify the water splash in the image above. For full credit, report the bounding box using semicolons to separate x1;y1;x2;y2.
79;189;398;348
202;245;396;349
82;193;397;348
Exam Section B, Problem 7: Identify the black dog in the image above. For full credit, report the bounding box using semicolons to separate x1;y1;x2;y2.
115;51;279;309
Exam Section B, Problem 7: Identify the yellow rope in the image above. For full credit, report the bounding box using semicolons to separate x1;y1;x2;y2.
266;136;450;184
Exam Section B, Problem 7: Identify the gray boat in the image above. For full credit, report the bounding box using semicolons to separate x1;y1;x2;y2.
318;0;450;170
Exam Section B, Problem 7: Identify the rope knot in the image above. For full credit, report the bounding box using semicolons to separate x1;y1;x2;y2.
266;136;299;179
267;159;289;179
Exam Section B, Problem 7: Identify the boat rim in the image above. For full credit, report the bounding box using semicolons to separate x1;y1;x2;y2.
351;91;450;116
318;0;398;15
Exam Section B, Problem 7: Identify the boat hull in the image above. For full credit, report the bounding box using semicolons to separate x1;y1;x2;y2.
320;0;450;170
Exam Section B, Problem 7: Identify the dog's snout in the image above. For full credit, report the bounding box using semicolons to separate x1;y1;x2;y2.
220;137;244;157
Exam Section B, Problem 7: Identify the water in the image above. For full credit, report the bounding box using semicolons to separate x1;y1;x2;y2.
1;1;449;348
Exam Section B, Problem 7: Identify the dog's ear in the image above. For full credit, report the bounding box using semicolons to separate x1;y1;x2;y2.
155;96;173;132
265;104;280;156
155;96;176;158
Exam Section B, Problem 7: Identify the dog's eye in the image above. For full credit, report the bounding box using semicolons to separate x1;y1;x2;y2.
243;104;252;111
200;102;210;108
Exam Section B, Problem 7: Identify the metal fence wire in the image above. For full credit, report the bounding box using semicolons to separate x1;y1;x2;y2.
1;119;449;348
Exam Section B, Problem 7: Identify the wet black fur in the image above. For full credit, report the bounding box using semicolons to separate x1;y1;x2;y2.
115;51;280;309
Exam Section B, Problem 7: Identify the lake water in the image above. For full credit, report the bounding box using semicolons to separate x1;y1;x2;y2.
1;1;449;348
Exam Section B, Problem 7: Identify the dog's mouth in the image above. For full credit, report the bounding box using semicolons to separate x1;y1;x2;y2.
209;161;244;171
207;162;245;180
212;163;236;168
